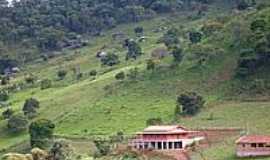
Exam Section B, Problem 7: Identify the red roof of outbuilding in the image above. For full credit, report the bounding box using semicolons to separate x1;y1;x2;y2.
236;135;270;144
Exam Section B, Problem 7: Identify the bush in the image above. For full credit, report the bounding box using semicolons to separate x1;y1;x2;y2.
23;98;40;118
171;47;183;63
7;114;28;133
100;53;120;66
25;74;35;84
0;90;9;102
126;40;143;60
94;140;111;158
146;59;156;71
161;28;180;49
189;31;203;44
2;108;14;119
134;26;144;36
57;70;67;80
29;119;55;148
89;70;97;76
0;76;9;85
176;92;205;116
115;72;125;81
146;118;163;126
127;68;139;80
40;79;52;90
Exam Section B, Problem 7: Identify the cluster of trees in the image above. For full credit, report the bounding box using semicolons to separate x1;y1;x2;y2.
0;0;210;61
236;17;270;78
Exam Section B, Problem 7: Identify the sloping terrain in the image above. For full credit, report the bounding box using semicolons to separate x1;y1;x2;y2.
1;2;270;160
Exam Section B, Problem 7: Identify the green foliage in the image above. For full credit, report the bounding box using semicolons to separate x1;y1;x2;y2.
0;90;9;102
7;114;28;133
126;40;143;60
250;19;267;32
48;140;76;160
115;72;125;81
94;140;111;158
89;70;98;76
0;76;9;85
134;26;144;36
57;70;68;80
22;98;40;118
146;117;163;126
101;53;120;66
25;74;36;84
146;59;156;71
127;68;139;80
171;47;183;63
29;119;55;148
161;28;180;49
40;79;52;90
201;21;223;36
189;31;203;44
176;92;205;116
2;108;14;119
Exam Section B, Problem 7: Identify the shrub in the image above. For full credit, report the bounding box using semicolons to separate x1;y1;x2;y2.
134;26;144;36
201;21;223;36
176;92;205;116
0;76;9;85
146;118;163;126
127;68;139;80
161;28;180;49
171;47;183;63
25;74;35;84
94;140;111;158
40;79;52;90
0;90;9;102
100;53;120;66
7;114;28;133
189;31;203;44
126;40;143;60
29;119;55;148
2;108;14;119
115;72;125;81
57;70;67;80
146;59;156;71
23;98;40;118
89;70;97;76
250;19;267;32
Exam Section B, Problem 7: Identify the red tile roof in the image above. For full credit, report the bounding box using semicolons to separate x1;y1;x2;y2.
236;135;270;144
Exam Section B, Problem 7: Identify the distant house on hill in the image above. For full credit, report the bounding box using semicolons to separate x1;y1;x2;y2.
130;125;204;151
236;135;270;157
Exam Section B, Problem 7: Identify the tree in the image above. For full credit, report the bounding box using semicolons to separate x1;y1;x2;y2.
172;47;183;63
2;108;14;119
89;70;97;76
176;92;205;116
162;28;180;49
146;117;163;126
0;90;9;102
57;70;67;80
7;114;28;133
250;19;267;32
189;31;203;44
94;140;111;158
134;26;144;36
115;72;125;81
100;53;120;66
25;74;35;84
40;79;52;90
126;40;143;60
22;98;40;118
29;119;55;148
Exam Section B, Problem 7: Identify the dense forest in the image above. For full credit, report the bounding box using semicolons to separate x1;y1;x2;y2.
0;0;250;67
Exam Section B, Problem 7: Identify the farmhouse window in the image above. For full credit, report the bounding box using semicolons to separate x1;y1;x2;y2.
157;142;162;150
251;143;257;148
258;143;264;147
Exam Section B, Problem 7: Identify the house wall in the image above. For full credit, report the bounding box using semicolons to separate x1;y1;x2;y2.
237;143;270;157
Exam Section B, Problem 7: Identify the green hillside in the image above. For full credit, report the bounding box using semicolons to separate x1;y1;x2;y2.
1;1;270;160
